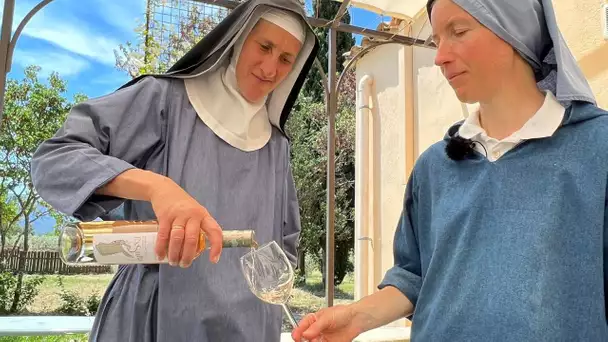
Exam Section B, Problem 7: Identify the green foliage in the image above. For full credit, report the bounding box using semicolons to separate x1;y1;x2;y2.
303;0;356;101
55;276;100;316
1;66;84;314
5;234;59;251
2;66;77;160
1;65;84;221
287;69;357;285
288;3;357;284
0;193;20;249
0;271;43;314
115;0;226;78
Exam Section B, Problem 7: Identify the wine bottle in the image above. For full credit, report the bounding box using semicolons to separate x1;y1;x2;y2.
58;220;257;265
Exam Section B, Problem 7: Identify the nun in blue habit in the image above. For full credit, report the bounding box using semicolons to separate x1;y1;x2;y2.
292;0;608;341
30;0;319;341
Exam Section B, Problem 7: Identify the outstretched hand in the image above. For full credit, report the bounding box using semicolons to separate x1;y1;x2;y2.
291;304;364;342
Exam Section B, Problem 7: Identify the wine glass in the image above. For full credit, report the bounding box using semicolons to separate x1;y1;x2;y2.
240;240;299;327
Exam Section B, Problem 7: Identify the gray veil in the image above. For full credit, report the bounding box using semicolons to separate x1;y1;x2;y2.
427;0;596;106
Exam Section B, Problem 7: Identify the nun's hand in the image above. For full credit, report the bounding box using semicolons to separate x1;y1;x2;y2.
149;177;223;267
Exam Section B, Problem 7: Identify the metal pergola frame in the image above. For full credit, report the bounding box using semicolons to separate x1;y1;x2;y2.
0;0;436;308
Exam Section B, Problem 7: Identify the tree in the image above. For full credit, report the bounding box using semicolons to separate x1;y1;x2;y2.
292;0;356;285
288;0;357;286
287;68;357;286
0;65;84;312
302;0;355;101
0;191;19;258
115;0;223;78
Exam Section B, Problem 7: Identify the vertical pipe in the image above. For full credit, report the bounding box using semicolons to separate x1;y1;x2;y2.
0;0;16;125
355;75;372;301
404;45;415;179
369;79;382;290
325;27;337;308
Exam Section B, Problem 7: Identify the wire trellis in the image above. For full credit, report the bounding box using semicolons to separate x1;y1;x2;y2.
147;0;235;68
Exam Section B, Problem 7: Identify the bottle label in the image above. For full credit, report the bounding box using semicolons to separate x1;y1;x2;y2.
92;232;160;264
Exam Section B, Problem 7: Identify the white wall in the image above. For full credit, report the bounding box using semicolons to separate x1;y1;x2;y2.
355;44;407;328
411;17;473;156
353;15;470;328
553;0;608;109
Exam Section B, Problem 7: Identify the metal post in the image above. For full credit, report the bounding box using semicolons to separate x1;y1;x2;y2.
323;0;351;310
193;0;439;310
325;26;337;308
0;0;16;125
0;0;54;127
193;0;434;49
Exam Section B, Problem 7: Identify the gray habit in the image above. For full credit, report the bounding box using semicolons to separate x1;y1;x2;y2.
30;0;319;341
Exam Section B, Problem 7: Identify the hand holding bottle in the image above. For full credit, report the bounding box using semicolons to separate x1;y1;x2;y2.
95;169;224;268
149;177;223;267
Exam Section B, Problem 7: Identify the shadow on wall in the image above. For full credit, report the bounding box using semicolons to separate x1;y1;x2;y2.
578;43;608;79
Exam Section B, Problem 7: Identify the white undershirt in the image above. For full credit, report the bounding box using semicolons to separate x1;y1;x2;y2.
458;91;566;162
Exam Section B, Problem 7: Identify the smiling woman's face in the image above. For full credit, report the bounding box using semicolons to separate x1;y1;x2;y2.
430;0;518;103
234;19;303;103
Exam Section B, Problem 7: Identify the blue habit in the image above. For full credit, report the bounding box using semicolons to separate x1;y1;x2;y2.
379;101;608;341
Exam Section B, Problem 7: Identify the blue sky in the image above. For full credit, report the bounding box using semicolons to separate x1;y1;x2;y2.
5;0;146;99
4;0;386;234
7;0;387;101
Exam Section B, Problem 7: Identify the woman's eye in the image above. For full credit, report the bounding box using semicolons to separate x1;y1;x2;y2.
260;44;270;51
454;30;468;37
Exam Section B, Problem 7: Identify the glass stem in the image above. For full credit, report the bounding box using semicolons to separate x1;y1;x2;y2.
282;303;298;328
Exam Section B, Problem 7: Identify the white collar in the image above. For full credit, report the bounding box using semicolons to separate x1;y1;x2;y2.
181;9;315;152
459;91;565;142
185;63;272;152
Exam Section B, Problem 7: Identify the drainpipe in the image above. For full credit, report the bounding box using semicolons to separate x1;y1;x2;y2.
355;74;381;300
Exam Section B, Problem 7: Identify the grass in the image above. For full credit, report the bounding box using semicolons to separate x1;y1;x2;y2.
3;269;354;340
25;274;113;314
289;271;354;313
22;271;353;315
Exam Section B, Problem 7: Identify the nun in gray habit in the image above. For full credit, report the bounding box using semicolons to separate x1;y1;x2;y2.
30;0;318;341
